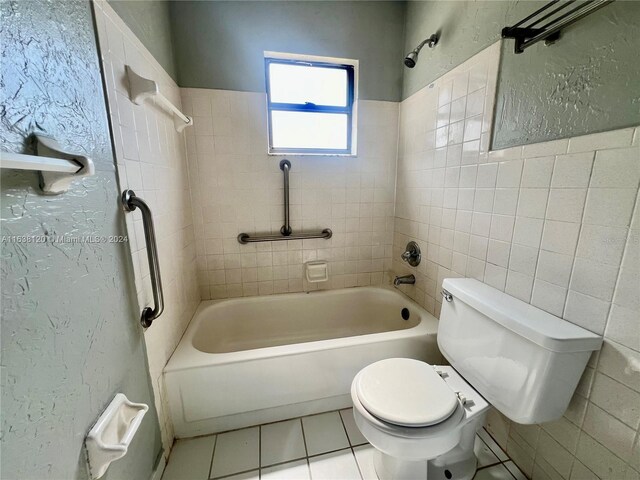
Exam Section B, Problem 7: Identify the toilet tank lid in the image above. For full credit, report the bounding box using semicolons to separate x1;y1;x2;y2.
442;278;603;353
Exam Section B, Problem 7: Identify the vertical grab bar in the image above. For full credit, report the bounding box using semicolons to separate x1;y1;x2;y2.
280;159;292;236
121;189;164;328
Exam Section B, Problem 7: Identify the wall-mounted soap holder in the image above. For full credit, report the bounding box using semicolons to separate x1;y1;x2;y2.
85;393;149;479
305;260;329;283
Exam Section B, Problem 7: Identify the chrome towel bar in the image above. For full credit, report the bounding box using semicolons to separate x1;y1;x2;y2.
238;159;332;244
122;189;164;328
502;0;615;53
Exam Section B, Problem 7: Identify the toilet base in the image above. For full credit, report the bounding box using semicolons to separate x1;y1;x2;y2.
371;416;482;480
373;448;477;480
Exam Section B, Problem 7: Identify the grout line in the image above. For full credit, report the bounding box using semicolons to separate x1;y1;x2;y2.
559;150;596;320
212;466;260;480
208;434;218;480
258;424;262;471
336;409;351;446
299;416;310;458
306;456;313;480
306;446;353;460
349;446;365;480
338;409;366;480
260;455;308;471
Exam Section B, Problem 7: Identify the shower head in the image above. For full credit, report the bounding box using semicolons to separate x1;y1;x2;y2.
404;51;418;68
404;33;439;68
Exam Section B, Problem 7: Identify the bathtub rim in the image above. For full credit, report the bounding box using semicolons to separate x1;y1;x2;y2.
164;286;439;373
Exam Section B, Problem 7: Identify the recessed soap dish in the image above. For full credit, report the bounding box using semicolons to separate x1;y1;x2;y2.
85;393;149;479
305;260;329;283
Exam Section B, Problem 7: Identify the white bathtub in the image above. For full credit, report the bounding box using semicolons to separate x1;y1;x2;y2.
164;287;441;437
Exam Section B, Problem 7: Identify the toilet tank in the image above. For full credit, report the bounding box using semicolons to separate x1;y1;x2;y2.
438;278;602;424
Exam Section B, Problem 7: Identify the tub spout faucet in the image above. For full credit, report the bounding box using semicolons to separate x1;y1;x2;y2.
394;274;415;286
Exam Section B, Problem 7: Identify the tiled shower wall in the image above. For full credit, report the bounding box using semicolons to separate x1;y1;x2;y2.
93;1;200;454
394;42;640;480
180;89;398;299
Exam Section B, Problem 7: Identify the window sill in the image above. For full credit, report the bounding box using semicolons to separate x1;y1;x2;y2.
267;151;358;157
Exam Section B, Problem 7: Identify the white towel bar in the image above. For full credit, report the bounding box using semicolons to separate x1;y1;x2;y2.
1;151;81;173
0;135;95;194
126;66;193;132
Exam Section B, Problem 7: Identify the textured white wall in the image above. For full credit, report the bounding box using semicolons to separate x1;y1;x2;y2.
0;1;162;478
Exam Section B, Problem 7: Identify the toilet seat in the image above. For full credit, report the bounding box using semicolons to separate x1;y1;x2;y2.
355;358;459;427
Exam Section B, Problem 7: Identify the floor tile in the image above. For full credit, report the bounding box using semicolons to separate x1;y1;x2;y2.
478;427;509;462
308;449;362;480
474;463;515;480
261;419;306;467
261;459;311;480
162;435;216;480
353;444;377;480
302;411;350;455
474;435;500;468
503;461;527;480
340;409;368;446
210;427;259;478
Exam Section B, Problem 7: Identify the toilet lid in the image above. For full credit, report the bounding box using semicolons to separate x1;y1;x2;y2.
355;358;459;427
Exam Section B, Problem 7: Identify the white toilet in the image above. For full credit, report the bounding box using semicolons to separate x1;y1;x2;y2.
351;278;602;480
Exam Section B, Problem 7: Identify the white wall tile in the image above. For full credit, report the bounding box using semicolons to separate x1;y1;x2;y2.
590;147;640;188
582;403;636;460
509;244;538;276
517;188;549;219
546;189;587;223
522;139;568;158
590;373;640;430
530;279;566;316
536;250;574;288
564;291;610;334
541;220;580;255
567;128;635;153
552;152;594;188
576;432;628;480
576;224;628;266
583;188;637;227
512;217;544;248
496;160;523;187
570;258;619;302
521;156;555;187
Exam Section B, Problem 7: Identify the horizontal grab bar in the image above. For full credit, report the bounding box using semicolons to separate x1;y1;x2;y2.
237;229;332;244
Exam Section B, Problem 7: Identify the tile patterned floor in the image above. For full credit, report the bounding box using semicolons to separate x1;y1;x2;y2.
162;409;527;480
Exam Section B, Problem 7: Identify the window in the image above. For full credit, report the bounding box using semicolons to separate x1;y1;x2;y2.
265;53;357;155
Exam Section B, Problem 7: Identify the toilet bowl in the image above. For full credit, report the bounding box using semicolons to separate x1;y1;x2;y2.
351;359;489;480
350;278;603;480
